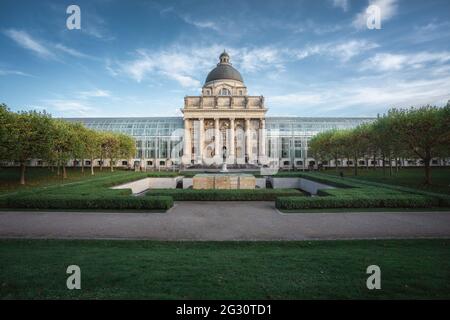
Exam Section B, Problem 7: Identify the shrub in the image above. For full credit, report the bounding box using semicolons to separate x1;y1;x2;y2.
1;195;173;210
275;195;438;210
146;188;304;201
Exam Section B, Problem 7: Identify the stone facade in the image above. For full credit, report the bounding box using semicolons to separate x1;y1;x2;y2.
192;174;256;189
182;52;267;166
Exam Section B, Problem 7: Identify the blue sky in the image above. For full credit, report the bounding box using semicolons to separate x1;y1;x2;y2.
1;0;450;117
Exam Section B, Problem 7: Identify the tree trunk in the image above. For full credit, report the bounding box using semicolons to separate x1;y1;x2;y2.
63;165;67;179
81;159;84;174
91;158;95;176
382;154;386;176
57;165;60;176
110;159;114;172
389;154;392;176
373;153;376;170
20;162;26;185
335;157;338;173
424;157;432;185
100;157;103;171
354;154;358;176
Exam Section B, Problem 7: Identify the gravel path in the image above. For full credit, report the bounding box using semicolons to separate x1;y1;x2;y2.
0;201;449;240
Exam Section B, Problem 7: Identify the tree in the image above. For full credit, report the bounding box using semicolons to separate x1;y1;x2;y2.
388;105;450;184
100;133;120;172
51;120;77;179
3;109;54;184
70;122;86;173
117;133;136;168
84;129;101;175
0;104;12;162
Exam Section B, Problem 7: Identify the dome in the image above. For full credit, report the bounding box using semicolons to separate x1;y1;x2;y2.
205;52;244;83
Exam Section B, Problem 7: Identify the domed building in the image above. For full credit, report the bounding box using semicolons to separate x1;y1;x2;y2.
66;52;376;171
182;51;267;165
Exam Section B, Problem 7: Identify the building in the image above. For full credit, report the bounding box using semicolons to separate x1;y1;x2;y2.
67;52;448;170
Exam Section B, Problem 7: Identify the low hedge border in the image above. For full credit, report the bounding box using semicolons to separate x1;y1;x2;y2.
275;194;438;210
146;188;304;201
0;195;173;210
274;172;449;209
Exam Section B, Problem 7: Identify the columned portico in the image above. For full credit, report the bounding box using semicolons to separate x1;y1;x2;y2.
214;118;220;163
229;118;235;164
182;52;267;167
245;118;251;163
198;118;204;164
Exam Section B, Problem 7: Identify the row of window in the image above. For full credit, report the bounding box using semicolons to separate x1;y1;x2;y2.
204;88;244;96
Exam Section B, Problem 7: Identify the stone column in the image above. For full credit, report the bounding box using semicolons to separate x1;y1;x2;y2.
214;118;220;164
183;118;191;165
229;118;235;164
198;118;204;164
245;118;251;163
259;118;267;164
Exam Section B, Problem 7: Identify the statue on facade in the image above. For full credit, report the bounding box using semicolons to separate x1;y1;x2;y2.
221;146;228;172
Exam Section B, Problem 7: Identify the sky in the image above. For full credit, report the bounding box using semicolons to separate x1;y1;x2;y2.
1;0;450;118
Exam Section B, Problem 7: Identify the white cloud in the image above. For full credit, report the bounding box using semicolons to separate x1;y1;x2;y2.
353;0;398;29
239;47;285;73
0;69;32;77
164;73;201;88
78;89;111;98
4;29;54;59
291;40;378;62
109;40;378;88
43;99;93;116
111;45;221;87
4;29;92;61
54;44;91;59
181;15;220;32
331;0;349;11
333;40;379;62
268;75;450;116
362;52;450;71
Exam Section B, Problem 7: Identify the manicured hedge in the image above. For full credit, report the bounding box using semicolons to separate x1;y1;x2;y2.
274;172;449;209
275;194;438;210
146;188;304;201
0;195;173;210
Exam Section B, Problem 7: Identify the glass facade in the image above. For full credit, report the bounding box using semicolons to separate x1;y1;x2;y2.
67;116;374;166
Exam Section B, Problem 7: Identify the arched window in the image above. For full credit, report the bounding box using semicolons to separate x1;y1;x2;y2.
219;88;231;96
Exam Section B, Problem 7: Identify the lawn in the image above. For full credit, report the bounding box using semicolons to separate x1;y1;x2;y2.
0;168;176;210
0;167;133;193
0;239;449;299
0;167;182;194
321;167;450;195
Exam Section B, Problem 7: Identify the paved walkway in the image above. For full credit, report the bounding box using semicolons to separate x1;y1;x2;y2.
0;202;449;240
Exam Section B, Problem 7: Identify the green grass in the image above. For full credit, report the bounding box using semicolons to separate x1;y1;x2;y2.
322;167;450;195
0;169;177;210
0;239;449;299
0;167;180;194
0;167;127;193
